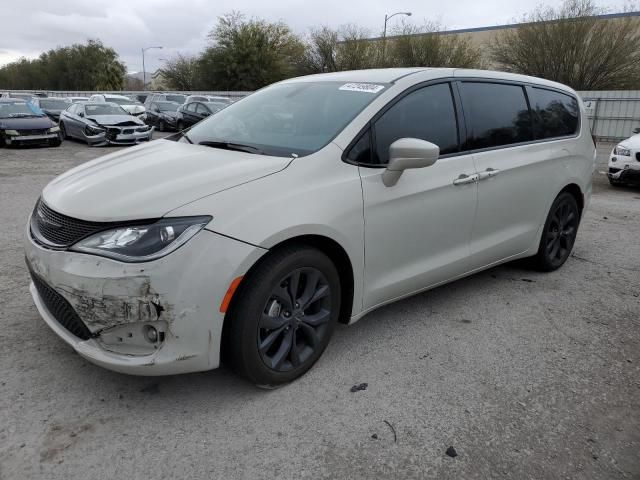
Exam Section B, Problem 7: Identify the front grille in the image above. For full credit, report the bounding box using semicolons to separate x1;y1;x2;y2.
18;129;47;136
28;267;92;340
122;128;134;135
30;199;119;248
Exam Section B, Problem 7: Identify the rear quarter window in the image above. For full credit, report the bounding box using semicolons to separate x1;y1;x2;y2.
529;88;579;139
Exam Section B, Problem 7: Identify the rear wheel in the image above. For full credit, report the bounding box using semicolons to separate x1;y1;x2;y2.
531;192;580;271
224;245;341;387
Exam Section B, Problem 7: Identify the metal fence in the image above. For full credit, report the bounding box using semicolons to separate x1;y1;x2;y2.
578;90;640;142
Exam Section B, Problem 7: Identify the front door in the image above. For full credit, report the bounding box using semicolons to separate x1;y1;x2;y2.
358;82;478;310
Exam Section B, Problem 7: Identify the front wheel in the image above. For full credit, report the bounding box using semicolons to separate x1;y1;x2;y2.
531;192;580;271
59;121;68;140
224;245;341;387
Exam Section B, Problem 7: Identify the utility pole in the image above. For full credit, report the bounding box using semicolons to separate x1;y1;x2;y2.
141;46;163;90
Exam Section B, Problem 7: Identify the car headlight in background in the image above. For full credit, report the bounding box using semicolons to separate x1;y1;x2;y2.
49;126;60;133
71;216;211;262
3;129;19;136
614;145;631;156
84;125;105;136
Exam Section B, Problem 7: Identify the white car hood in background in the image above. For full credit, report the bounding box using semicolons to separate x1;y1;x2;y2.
618;134;640;149
42;140;293;221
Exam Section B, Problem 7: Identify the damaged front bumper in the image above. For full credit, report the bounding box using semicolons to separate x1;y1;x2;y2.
85;126;154;147
24;222;266;375
608;165;640;184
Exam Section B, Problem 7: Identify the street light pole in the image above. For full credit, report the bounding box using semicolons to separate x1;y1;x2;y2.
382;11;412;61
141;46;163;91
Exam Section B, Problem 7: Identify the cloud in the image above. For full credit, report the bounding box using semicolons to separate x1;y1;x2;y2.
0;0;618;73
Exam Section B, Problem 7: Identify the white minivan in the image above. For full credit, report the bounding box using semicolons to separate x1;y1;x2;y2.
25;69;595;386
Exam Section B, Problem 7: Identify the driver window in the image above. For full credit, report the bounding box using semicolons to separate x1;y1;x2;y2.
372;83;459;165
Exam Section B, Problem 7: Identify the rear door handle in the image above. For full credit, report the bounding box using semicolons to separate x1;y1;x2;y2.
477;168;501;180
453;173;479;185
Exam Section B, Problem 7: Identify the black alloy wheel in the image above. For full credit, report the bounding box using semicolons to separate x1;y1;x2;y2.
258;268;331;372
223;245;341;387
533;192;579;271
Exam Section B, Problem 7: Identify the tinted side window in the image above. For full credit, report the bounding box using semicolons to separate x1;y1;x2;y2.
529;88;579;139
460;82;532;150
196;103;209;114
372;83;459;165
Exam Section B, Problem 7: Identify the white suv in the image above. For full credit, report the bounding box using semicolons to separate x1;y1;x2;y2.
609;133;640;185
25;69;594;385
88;94;146;119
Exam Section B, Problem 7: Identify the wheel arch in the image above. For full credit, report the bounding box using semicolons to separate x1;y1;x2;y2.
558;183;584;216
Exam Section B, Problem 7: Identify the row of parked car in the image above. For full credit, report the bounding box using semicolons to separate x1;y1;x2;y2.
0;91;232;148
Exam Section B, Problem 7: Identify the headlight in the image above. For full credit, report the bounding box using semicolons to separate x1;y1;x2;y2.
71;216;211;262
85;125;105;135
49;126;60;133
4;129;19;136
614;145;631;156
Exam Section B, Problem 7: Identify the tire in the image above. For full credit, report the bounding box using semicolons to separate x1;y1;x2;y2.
59;122;68;140
224;245;341;387
608;177;623;186
530;192;580;272
49;136;61;147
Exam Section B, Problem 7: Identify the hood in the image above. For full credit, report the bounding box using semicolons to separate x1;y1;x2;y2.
0;115;53;130
86;115;144;126
619;134;640;149
121;104;145;114
42;139;293;221
43;109;62;119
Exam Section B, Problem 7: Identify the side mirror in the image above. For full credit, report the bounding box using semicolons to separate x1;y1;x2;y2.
382;138;440;187
78;112;84;117
633;127;640;134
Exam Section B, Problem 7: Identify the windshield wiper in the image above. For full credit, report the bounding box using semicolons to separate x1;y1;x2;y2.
8;113;40;118
198;141;264;155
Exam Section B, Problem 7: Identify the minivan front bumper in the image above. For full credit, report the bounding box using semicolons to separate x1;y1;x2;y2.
24;221;266;375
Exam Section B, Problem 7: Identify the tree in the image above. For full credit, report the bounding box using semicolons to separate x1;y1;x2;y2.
158;54;200;90
490;0;640;90
199;12;305;90
335;25;381;70
386;21;483;68
300;27;339;73
0;39;126;90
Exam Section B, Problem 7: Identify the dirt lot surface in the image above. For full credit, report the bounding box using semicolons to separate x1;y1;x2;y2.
0;138;638;479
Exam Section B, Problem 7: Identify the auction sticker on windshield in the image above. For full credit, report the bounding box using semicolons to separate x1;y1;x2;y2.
339;83;385;93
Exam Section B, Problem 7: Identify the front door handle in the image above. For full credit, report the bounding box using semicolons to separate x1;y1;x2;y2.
453;173;479;185
477;168;501;180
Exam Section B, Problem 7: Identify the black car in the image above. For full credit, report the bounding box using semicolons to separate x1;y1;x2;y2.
32;97;71;123
176;101;226;130
0;98;61;147
145;101;180;131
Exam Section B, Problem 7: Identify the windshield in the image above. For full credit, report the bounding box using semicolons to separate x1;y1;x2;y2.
106;97;139;106
85;104;127;115
39;99;69;110
165;95;186;103
0;101;44;118
185;81;387;157
156;102;179;112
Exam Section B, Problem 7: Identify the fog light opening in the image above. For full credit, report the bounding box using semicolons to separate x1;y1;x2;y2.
143;325;158;343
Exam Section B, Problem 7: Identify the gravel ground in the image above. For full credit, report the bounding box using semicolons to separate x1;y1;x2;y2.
0;137;638;479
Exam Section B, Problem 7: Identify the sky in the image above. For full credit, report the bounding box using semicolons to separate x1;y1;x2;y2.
0;0;630;73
